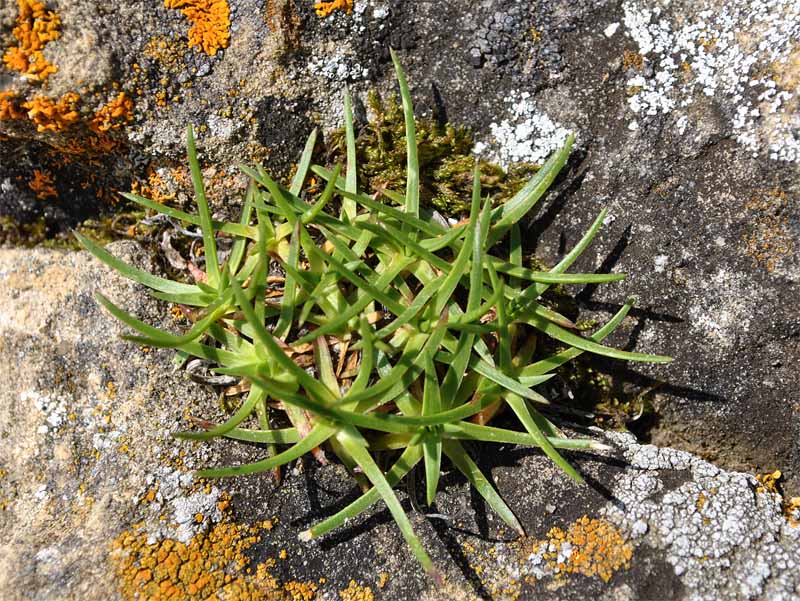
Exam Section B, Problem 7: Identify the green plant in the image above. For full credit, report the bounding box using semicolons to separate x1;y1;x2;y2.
326;89;539;216
76;51;671;577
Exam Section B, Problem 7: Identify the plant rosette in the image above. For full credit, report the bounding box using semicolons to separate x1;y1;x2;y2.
77;51;671;577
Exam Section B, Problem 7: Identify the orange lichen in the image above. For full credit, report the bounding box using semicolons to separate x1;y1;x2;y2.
21;92;81;132
0;91;26;120
339;580;373;601
529;516;632;583
3;0;61;81
90;92;135;133
755;470;800;527
314;0;353;18
28;169;57;199
130;165;188;208
111;520;283;600
376;572;389;589
165;0;231;56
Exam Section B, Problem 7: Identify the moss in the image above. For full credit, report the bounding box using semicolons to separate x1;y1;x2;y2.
0;212;146;249
326;91;539;217
0;216;48;247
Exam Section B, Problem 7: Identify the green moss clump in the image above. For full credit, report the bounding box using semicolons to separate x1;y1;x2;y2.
327;91;539;216
0;216;49;247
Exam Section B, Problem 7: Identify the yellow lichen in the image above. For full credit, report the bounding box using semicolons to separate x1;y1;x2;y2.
698;35;718;51
755;470;800;527
90;92;135;132
28;168;57;199
165;0;231;56
314;0;353;18
2;0;61;81
21;92;81;132
376;572;389;589
284;580;318;600
339;580;373;601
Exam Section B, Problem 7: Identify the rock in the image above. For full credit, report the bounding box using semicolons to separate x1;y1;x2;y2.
0;244;798;599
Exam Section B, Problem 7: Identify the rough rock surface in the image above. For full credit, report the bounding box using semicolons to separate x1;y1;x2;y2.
0;244;798;599
1;0;798;548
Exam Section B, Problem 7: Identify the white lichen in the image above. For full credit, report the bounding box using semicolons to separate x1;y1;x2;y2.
622;0;800;162
601;431;800;601
475;91;572;167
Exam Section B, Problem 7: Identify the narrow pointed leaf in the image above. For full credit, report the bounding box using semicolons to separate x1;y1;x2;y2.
303;445;424;539
422;358;442;505
443;440;524;535
337;428;433;572
390;48;419;225
75;232;200;295
290;128;318;195
186;125;220;286
521;296;636;377
522;309;673;363
504;392;583;483
342;90;358;220
173;386;264;440
196;424;335;478
489;133;574;243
